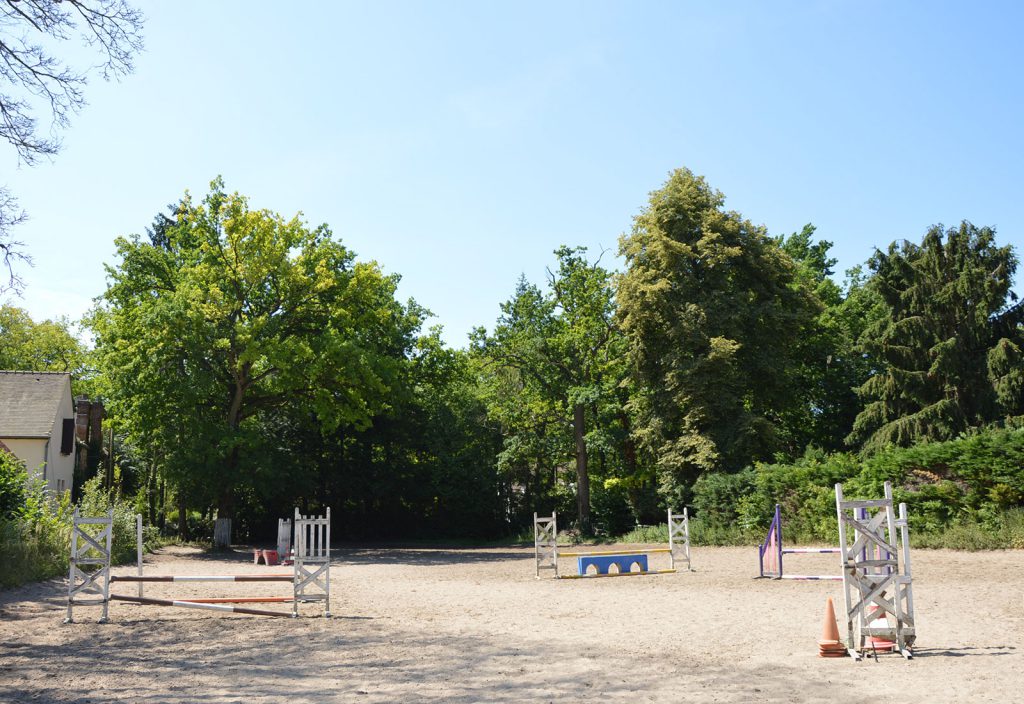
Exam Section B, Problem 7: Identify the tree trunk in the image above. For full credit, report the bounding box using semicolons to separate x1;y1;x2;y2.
158;475;166;533
177;495;189;541
213;517;232;548
574;403;591;534
214;483;235;548
215;374;246;547
147;457;157;526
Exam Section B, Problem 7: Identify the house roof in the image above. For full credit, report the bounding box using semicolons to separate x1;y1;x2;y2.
0;371;72;439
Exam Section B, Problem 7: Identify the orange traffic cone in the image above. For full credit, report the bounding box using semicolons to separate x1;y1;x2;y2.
819;597;848;658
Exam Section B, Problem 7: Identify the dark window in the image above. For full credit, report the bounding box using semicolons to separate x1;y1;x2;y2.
60;418;75;455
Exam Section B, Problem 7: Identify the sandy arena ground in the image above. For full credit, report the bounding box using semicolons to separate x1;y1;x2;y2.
1;543;1022;703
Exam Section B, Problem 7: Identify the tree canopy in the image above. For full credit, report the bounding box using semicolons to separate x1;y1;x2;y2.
92;179;419;539
0;305;89;375
850;222;1024;452
472;247;627;533
59;165;1022;543
617;168;820;504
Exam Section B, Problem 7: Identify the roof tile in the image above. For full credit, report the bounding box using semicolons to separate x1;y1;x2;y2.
0;371;72;438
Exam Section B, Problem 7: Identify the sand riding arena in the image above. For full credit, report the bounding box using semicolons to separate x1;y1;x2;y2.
1;543;1022;703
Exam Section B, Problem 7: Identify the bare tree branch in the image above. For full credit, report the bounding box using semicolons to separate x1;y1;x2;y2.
0;185;30;294
0;0;143;292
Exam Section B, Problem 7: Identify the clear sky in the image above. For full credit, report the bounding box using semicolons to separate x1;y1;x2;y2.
5;1;1023;346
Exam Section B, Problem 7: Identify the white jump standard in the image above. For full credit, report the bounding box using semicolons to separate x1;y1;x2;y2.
65;507;332;622
534;509;691;579
835;481;916;660
65;508;114;623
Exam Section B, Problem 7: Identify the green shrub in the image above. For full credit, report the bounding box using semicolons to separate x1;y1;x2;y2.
0;472;148;589
0;473;72;588
77;477;144;564
671;428;1024;550
692;468;757;526
590;479;636;536
687;516;750;546
618;522;668;544
0;451;29;519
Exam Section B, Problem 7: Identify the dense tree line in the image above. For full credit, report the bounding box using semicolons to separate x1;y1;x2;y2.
5;168;1022;541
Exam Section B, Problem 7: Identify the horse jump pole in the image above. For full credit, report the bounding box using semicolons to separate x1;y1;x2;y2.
66;508;331;622
109;594;291;618
111;575;293;582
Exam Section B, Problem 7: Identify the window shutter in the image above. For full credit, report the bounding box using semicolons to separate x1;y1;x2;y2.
61;418;75;455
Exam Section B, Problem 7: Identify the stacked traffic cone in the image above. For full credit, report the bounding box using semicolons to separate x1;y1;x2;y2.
819;597;848;658
867;613;896;652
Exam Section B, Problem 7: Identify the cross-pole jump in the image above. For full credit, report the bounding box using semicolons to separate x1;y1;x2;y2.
65;507;332;622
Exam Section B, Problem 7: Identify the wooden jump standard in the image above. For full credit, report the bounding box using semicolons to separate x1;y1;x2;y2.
835;481;916;660
534;509;691;579
65;507;331;622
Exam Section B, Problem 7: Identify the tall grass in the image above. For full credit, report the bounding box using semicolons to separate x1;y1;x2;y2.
911;508;1024;550
0;470;145;589
0;478;73;589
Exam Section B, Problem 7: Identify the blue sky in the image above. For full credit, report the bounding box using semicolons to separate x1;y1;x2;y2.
5;1;1023;346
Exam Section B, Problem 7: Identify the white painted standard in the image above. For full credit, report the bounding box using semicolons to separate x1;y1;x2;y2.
293;507;331;618
65;508;333;621
668;508;691;572
64;508;113;624
533;512;558;579
835;481;916;660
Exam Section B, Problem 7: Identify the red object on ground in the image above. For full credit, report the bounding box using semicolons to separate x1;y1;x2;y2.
261;549;279;565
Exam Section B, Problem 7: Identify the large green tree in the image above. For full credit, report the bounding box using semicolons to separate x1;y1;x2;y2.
275;328;505;539
0;305;93;391
775;227;883;452
473;247;626;533
92;180;418;542
617;168;819;505
850;222;1024;451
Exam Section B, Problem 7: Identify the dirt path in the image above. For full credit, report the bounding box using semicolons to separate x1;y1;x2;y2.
1;545;1021;702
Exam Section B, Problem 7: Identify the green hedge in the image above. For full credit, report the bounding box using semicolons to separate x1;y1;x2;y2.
0;452;73;588
688;427;1024;549
1;454;146;589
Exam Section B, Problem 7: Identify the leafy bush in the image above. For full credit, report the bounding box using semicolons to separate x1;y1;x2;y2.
1;469;148;589
0;451;28;519
686;516;749;546
683;427;1024;549
0;471;72;588
692;468;757;527
618;522;668;544
77;476;144;564
590;479;636;536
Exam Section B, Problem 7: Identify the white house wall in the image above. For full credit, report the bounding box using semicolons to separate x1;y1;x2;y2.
46;389;74;496
2;438;47;484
